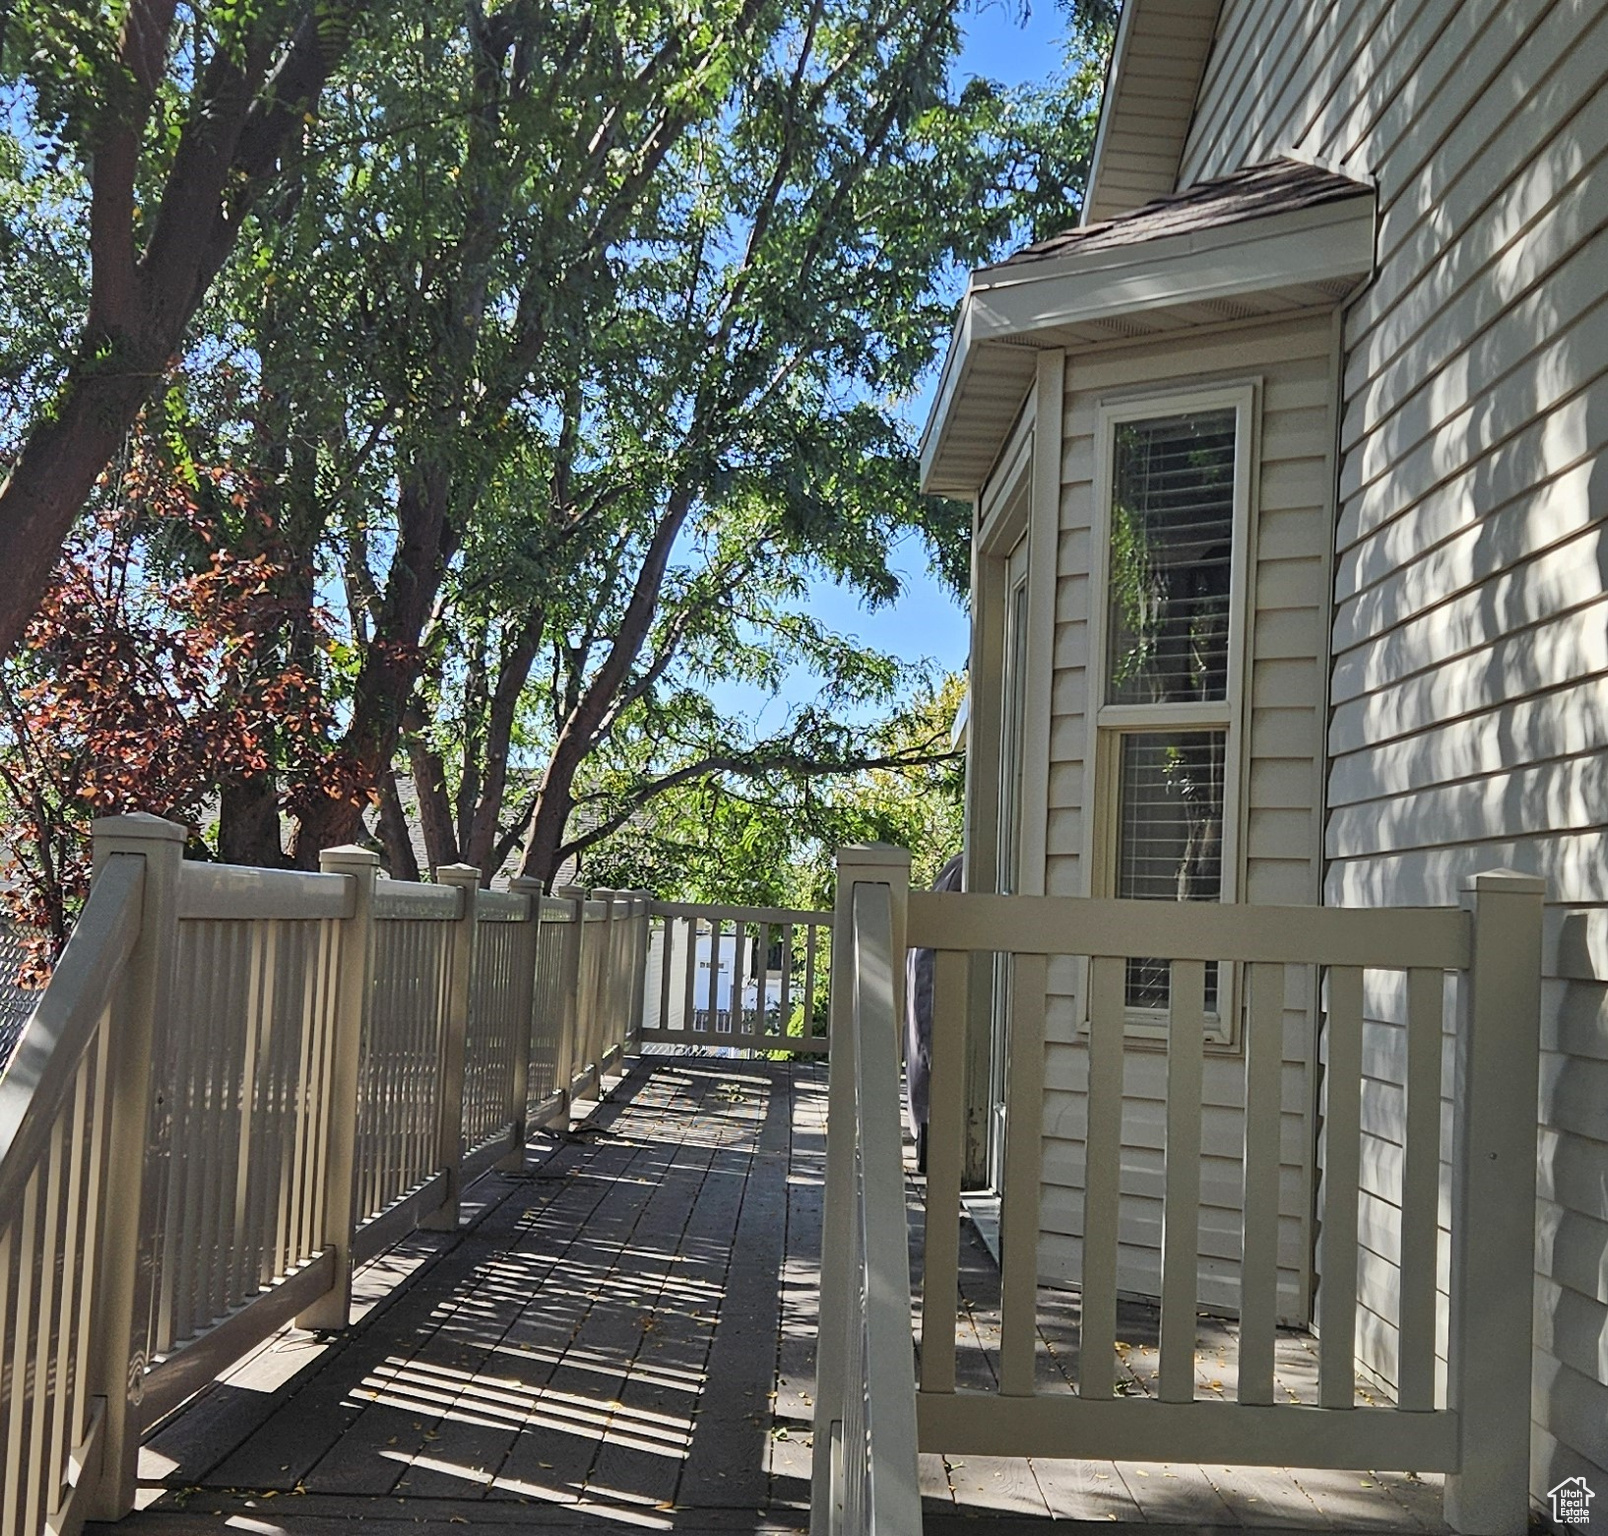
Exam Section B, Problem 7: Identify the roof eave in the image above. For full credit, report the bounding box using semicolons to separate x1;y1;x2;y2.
920;192;1375;498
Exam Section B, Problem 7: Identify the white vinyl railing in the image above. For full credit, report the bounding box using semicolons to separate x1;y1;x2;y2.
814;845;1546;1536
0;818;659;1534
640;901;833;1056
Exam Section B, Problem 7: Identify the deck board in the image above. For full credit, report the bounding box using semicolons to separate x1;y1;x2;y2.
103;1058;1447;1536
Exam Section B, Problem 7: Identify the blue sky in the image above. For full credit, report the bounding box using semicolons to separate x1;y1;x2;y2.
715;1;1074;728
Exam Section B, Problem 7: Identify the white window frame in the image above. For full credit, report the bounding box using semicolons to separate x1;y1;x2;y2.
1082;382;1258;1046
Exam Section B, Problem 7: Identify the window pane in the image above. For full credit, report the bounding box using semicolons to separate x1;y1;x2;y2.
1116;730;1225;1011
1107;408;1237;705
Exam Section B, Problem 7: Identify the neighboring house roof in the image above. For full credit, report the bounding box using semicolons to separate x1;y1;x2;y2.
996;159;1375;269
0;921;36;1077
920;159;1374;496
1082;0;1222;224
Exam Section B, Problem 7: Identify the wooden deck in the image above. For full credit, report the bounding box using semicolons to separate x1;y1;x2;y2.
99;1059;1447;1535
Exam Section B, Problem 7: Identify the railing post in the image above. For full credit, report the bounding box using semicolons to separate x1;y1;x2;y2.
86;814;184;1520
1443;869;1545;1536
812;843;912;1525
296;844;379;1332
422;864;479;1231
592;888;619;1070
555;884;587;1104
502;877;544;1172
625;891;652;1052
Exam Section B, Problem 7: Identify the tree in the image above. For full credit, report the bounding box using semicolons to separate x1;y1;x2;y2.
1;0;1112;889
0;427;338;971
386;0;1107;887
0;1;372;661
578;676;967;909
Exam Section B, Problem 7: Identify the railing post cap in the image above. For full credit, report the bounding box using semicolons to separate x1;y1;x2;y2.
435;863;482;885
555;884;586;900
91;812;186;844
508;876;544;893
1463;868;1547;897
834;843;912;869
318;843;381;868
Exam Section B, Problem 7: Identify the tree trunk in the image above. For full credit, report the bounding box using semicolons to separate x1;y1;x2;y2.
376;771;422;880
288;467;454;865
515;488;694;887
464;608;545;878
408;732;460;873
0;358;166;656
0;10;356;663
218;773;287;866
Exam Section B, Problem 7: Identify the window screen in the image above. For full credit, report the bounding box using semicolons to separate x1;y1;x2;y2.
1116;730;1225;1011
1107;409;1237;706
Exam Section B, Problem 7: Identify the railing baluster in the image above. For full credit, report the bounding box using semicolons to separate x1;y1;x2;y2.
231;920;267;1318
1079;954;1125;1400
731;914;748;1044
920;949;967;1395
296;845;378;1333
803;922;819;1046
1398;966;1444;1412
1159;959;1207;1404
27;1118;66;1522
1238;960;1284;1406
778;922;793;1042
50;1054;93;1498
1157;958;1209;1402
426;865;479;1231
999;952;1047;1397
12;1167;40;1533
0;1223;14;1528
681;914;699;1046
555;886;585;1105
1319;963;1363;1410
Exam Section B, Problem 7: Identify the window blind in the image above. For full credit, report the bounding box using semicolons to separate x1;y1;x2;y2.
1107;408;1237;706
1116;730;1225;1011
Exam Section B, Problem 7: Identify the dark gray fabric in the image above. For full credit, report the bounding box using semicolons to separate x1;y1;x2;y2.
905;853;965;1139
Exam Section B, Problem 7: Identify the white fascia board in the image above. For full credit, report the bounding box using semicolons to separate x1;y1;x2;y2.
1079;0;1142;228
967;197;1374;338
920;195;1373;495
918;302;975;485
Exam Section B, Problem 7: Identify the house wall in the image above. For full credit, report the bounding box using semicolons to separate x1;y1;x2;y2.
1180;0;1608;1498
1038;312;1338;1318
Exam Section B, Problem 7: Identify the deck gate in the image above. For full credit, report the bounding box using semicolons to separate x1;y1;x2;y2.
815;847;1544;1536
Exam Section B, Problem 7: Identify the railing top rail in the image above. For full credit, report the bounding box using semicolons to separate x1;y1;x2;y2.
374;879;464;921
0;854;143;1216
477;890;529;922
177;861;353;922
650;899;831;926
907;891;1471;971
538;895;579;919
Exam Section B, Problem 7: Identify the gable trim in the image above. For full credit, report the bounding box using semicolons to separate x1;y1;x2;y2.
1082;0;1224;226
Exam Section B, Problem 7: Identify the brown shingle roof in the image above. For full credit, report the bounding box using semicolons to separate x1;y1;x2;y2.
986;158;1373;273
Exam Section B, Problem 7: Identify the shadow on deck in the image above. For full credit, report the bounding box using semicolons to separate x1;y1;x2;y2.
99;1060;1445;1536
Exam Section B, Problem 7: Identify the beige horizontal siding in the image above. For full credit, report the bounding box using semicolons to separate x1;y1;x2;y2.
1182;0;1608;1498
1037;311;1335;1315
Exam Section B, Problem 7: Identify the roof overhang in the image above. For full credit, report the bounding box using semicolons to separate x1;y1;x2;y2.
919;187;1375;498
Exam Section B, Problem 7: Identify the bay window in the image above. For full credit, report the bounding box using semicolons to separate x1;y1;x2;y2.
1089;388;1253;1038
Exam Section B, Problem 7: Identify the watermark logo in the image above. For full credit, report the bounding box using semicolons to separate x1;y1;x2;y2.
1549;1476;1596;1527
